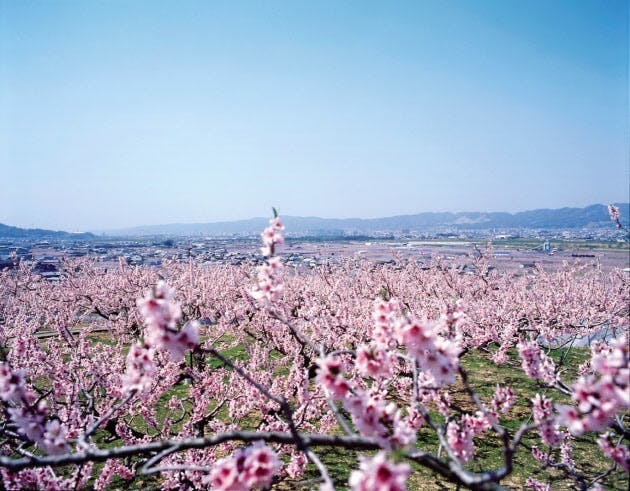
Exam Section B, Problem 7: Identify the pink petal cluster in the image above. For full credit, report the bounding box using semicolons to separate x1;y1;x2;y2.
372;298;399;348
343;390;416;449
0;365;32;404
348;452;410;491
137;281;199;361
461;412;492;435
260;216;284;258
0;363;69;455
252;256;284;304
396;319;460;387
517;340;556;385
355;344;395;379
446;420;475;463
252;216;285;303
556;336;629;435
121;342;156;394
316;355;351;400
532;394;562;447
491;385;515;415
525;477;551;491
209;441;281;491
597;432;629;473
608;204;621;227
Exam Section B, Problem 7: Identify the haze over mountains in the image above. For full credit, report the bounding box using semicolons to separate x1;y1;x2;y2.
1;204;627;239
98;203;629;237
0;223;94;240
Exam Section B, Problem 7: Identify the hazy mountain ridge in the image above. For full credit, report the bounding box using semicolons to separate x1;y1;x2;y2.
0;223;95;240
98;203;630;237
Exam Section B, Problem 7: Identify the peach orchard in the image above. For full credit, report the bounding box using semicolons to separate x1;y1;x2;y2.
0;212;627;490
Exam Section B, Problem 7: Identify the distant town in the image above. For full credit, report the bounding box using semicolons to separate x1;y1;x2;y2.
1;219;628;283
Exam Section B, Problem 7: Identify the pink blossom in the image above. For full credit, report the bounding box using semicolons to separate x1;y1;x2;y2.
286;451;307;478
372;298;399;347
556;338;629;436
209;442;280;491
252;225;285;303
0;364;29;404
8;403;47;442
517;340;556;384
446;420;475;463
491;385;515;415
316;355;352;400
349;452;410;491
608;204;621;227
526;477;551;491
121;343;156;394
40;420;69;455
396;318;459;387
137;282;199;361
598;432;630;472
532;394;561;447
356;344;395;379
138;280;181;331
241;441;281;489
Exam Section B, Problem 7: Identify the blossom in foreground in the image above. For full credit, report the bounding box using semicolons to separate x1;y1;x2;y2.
396;318;460;387
556;336;629;436
532;394;562;447
608;204;621;227
121;342;156;394
208;441;281;491
446;420;475;463
349;452;410;491
526;477;551;491
252;215;285;303
316;355;352;400
517;339;556;385
137;281;199;360
598;432;630;473
0;364;69;455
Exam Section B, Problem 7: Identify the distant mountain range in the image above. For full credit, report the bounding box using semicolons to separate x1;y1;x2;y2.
100;203;629;237
0;223;94;240
1;203;627;239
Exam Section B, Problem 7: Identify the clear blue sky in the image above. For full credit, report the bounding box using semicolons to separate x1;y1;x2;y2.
1;0;628;231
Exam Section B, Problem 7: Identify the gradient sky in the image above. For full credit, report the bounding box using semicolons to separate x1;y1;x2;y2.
1;0;628;231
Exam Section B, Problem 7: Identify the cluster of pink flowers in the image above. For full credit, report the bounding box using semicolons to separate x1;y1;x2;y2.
491;385;515;415
446;411;496;464
252;216;285;303
608;204;621;227
446;419;475;463
315;355;351;400
137;280;200;361
344;390;416;450
260;216;284;257
349;452;410;491
372;298;399;348
370;293;461;388
396;318;460;387
0;364;69;455
532;394;562;447
121;342;156;394
525;477;551;491
597;433;629;473
517;339;556;385
207;441;281;490
316;356;415;449
556;336;629;435
355;344;395;380
123;282;199;393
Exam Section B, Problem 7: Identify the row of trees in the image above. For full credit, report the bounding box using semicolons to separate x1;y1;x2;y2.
0;214;627;489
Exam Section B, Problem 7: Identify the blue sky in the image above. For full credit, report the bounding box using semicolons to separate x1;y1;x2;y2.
1;0;628;231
